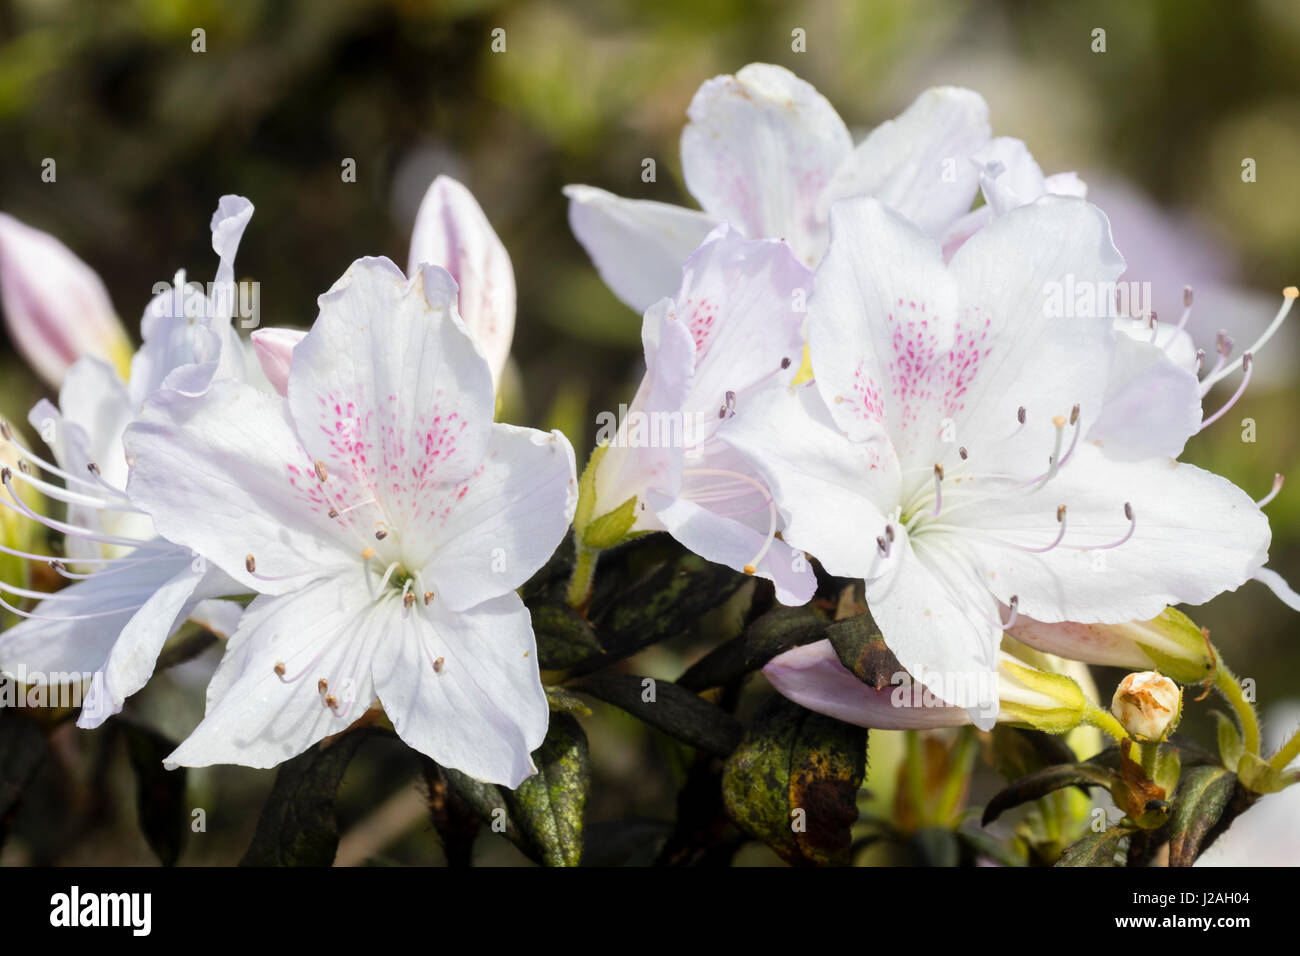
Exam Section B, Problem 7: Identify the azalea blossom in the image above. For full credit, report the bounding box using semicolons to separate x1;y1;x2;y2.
720;194;1270;722
123;257;577;785
566;63;992;313
0;212;134;388
0;196;258;727
584;225;814;604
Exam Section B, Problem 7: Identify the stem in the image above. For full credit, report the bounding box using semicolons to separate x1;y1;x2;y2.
565;543;600;610
1213;661;1260;756
1268;725;1300;772
904;730;927;823
1083;707;1130;746
932;727;977;825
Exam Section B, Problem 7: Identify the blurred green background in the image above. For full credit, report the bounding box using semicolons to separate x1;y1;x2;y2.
0;0;1297;864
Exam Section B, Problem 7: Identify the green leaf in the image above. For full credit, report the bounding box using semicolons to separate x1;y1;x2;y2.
1055;826;1135;866
121;722;188;866
582;495;639;550
1213;711;1245;771
0;710;46;852
420;759;481;867
240;728;381;866
826;613;901;688
587;550;746;667
545;685;593;716
955;820;1027;867
571;672;742;757
1168;765;1236;867
678;604;829;692
1237;751;1294;794
982;763;1116;826
504;713;591;867
530;602;604;670
721;694;867;866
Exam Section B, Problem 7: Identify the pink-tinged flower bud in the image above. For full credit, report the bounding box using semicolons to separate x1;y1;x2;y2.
0;213;132;388
407;175;515;389
251;327;307;396
1111;671;1182;741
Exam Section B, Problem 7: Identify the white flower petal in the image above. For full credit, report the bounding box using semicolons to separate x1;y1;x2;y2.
419;423;577;612
1091;330;1202;459
250;327;306;398
717;383;896;577
408;176;516;387
682;63;851;264
166;569;380;770
959;443;1270;624
820;87;990;238
564;184;719;313
371;591;546;788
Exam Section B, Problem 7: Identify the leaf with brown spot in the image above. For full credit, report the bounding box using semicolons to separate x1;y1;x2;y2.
826;613;900;689
1168;765;1236;867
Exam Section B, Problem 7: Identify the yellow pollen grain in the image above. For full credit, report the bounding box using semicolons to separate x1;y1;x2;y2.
1284;286;1298;299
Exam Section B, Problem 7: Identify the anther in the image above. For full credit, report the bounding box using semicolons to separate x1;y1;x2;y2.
314;460;328;482
433;657;445;674
780;357;791;369
317;678;328;693
1000;595;1019;629
325;694;338;709
16;460;29;475
743;563;756;575
274;661;286;677
1257;473;1284;508
87;462;100;477
959;446;968;460
424;591;434;605
1216;330;1233;357
328;509;339;518
1184;286;1194;308
245;554;256;573
361;547;375;560
374;527;388;541
0;421;10;441
1069;404;1080;426
1017;406;1026;425
404;591;415;609
933;463;944;516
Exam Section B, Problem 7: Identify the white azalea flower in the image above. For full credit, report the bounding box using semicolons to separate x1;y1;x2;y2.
587;225;814;604
566;63;991;313
0;196;258;727
123;257;577;785
721;195;1270;723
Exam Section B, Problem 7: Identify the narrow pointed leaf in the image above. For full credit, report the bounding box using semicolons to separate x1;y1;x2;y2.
572;672;742;757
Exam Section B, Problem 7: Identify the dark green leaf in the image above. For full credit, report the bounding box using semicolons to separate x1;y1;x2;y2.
826;614;900;689
240;728;381;866
572;672;741;757
420;759;480;867
1168;765;1237;867
504;713;590;867
982;763;1116;826
530;602;604;670
989;725;1079;781
678;604;829;691
582;818;672;866
721;694;866;866
956;821;1027;867
121;722;188;866
1055;826;1135;866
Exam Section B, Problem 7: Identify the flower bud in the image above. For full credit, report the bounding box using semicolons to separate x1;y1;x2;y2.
251;327;306;396
408;175;515;389
0;213;132;388
1111;671;1182;741
1007;607;1214;685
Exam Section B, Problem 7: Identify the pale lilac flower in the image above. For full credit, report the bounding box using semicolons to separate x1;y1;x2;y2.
123;258;576;784
587;225;814;604
722;195;1270;722
566;63;991;313
0;212;134;388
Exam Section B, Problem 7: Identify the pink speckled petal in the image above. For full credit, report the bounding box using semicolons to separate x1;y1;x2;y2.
808;196;961;468
124;379;358;595
408;176;516;388
682;64;851;266
287;257;495;534
417;423;577;612
251;327;306;397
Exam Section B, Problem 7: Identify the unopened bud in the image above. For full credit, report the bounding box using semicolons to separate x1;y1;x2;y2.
1111;671;1182;741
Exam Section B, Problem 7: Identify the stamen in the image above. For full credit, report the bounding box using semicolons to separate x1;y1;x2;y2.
0;469;158;549
0;593;146;621
376;561;402;593
1017;406;1026;425
324;694;339;709
1201;287;1297;390
361;547;375;560
1195;349;1206;375
1148;312;1159;345
876;524;894;558
424;591;434;605
1175;286;1194;333
1200;353;1253;430
1024;415;1070;492
1019;505;1068;554
374;524;388;541
1073;502;1136;551
318;678;329;694
932;463;944;516
274;661;286;677
959;446;968;460
718;390;737;420
1257;473;1284;508
314;460;328;482
245;554;256;573
683;467;778;576
331;497;379;517
87;462;101;477
433;657;445;674
1001;595;1019;629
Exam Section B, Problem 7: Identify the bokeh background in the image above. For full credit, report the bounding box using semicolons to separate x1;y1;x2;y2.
0;0;1297;864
